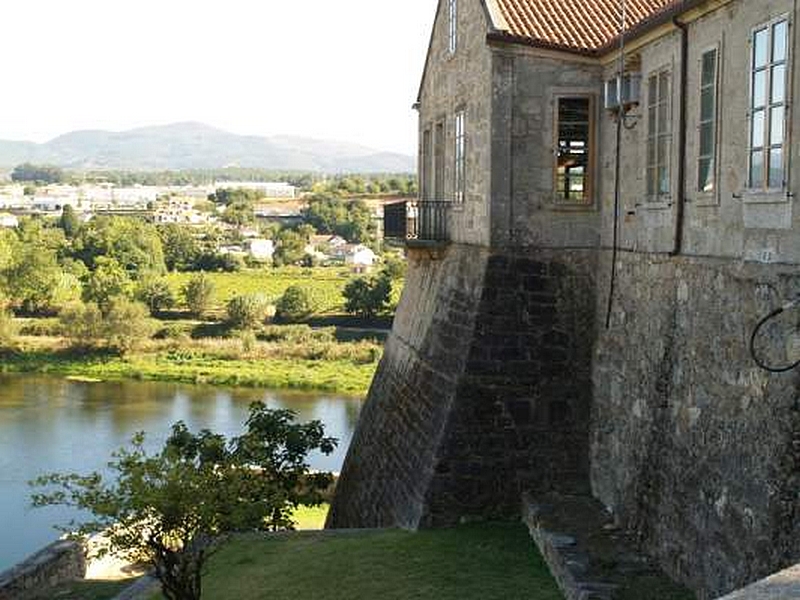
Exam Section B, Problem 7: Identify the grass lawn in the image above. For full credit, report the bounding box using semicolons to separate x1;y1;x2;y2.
35;579;133;600
150;522;562;600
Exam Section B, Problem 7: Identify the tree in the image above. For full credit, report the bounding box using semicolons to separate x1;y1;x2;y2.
158;224;201;272
226;294;270;330
221;200;255;227
3;245;65;315
136;274;176;315
74;216;166;276
275;285;316;323
183;274;215;317
302;195;376;244
59;205;81;238
103;298;156;354
83;257;133;314
272;230;306;267
343;272;392;318
11;163;65;184
31;403;336;600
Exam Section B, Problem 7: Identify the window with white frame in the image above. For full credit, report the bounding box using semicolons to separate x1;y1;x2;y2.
749;18;790;190
647;70;672;201
698;48;719;193
434;121;445;200
448;0;457;54
454;110;466;203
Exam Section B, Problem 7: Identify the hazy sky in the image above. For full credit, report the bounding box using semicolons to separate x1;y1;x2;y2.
1;0;436;155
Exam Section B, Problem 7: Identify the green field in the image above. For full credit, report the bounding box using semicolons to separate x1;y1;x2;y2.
166;267;353;313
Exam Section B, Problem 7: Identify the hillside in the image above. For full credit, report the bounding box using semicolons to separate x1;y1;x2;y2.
0;122;415;173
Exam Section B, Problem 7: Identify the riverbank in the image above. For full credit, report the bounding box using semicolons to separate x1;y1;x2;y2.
1;334;379;395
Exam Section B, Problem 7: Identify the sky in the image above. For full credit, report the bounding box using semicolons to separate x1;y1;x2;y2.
0;0;436;155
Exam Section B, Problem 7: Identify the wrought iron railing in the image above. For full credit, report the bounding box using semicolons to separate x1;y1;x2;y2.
383;200;450;243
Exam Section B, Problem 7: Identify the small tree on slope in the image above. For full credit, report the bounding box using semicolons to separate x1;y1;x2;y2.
31;403;337;600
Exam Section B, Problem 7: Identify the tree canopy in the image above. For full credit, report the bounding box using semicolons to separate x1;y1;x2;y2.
31;403;337;600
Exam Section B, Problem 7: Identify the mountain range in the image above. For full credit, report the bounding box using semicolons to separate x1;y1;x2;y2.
0;122;416;173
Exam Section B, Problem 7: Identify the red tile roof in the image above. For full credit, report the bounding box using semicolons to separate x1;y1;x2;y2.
490;0;683;53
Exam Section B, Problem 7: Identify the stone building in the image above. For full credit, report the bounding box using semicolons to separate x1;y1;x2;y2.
329;0;800;598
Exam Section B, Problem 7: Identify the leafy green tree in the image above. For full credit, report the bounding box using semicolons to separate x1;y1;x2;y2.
31;403;336;600
275;285;315;323
74;216;166;276
343;272;392;318
382;253;407;280
11;163;65;184
58;205;81;238
302;195;376;244
3;245;64;315
221;200;255;227
208;188;264;205
158;224;201;272
226;294;270;330
103;298;156;354
136;274;176;315
183;273;215;317
273;230;307;267
83;257;133;313
59;302;105;347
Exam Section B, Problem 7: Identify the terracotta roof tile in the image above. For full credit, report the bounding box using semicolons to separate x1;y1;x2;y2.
491;0;682;52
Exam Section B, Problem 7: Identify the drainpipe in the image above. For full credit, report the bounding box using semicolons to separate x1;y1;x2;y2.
671;17;688;256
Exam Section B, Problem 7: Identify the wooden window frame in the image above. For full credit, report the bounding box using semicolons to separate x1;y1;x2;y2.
552;95;595;207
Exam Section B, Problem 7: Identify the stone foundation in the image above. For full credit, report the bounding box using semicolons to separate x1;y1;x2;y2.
328;243;596;528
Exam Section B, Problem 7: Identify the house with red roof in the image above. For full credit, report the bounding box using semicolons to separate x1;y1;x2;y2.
331;1;800;598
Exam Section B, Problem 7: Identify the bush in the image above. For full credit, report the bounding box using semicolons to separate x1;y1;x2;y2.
226;294;270;330
59;299;154;354
343;273;392;318
183;273;215;317
0;310;17;349
275;285;316;323
136;274;176;315
59;302;105;347
103;299;156;354
258;325;335;344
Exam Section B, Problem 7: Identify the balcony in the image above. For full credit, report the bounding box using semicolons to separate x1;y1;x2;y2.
383;200;451;245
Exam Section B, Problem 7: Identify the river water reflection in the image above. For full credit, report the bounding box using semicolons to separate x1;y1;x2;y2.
0;374;363;571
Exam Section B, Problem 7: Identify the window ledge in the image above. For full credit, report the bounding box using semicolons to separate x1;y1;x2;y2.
740;190;792;204
641;199;673;210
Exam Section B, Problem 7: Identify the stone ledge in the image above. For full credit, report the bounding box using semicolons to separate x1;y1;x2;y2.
0;540;86;600
522;492;694;600
715;564;800;600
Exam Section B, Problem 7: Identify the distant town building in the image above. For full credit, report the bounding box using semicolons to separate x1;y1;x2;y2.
0;213;19;228
247;239;275;261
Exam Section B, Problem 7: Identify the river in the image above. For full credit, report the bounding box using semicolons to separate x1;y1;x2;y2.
0;374;363;571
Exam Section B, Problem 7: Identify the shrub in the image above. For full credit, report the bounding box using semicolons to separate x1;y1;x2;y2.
103;298;155;354
183;273;215;317
343;272;392;318
136;274;176;315
275;285;316;323
59;302;105;347
0;310;17;349
226;294;270;330
59;299;154;354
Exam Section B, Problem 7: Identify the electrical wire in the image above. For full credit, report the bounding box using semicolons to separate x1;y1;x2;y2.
749;298;800;373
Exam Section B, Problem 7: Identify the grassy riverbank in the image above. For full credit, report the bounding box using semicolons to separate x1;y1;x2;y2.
1;332;380;395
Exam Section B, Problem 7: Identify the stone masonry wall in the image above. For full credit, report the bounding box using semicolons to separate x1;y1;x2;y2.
329;245;597;529
0;540;86;600
592;251;800;599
